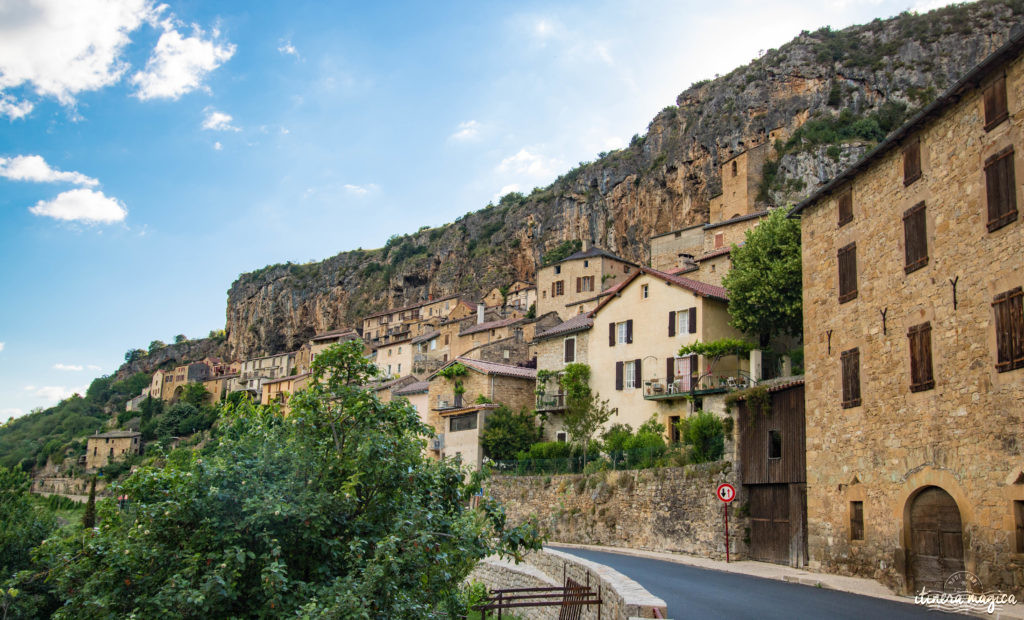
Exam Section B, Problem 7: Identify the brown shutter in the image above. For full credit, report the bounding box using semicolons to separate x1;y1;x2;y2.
667;357;674;382
690;354;699;378
626;319;633;343
903;202;928;273
838;243;858;303
908;323;935;392
837;190;853;227
841;348;861;408
564;338;575;363
993;287;1024;372
551;282;556;297
984;74;1009;131
668;311;676;337
615;361;624;390
609;322;616;347
688;308;697;334
985;146;1018;232
634;359;642;387
903;138;921;185
576;277;581;293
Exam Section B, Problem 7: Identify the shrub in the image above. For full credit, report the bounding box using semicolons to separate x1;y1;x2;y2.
677;410;725;464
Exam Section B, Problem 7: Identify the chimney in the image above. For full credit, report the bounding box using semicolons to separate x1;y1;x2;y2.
582;239;590;251
477;302;485;325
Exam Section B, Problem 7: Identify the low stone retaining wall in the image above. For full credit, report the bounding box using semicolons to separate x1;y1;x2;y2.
467;548;667;619
489;463;747;561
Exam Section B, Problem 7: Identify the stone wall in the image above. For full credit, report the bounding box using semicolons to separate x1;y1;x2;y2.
489;463;746;562
799;47;1024;595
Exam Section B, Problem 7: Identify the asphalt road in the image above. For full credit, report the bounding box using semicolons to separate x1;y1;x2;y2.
547;545;971;619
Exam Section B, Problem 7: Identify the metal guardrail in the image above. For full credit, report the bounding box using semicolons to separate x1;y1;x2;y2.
474;569;602;619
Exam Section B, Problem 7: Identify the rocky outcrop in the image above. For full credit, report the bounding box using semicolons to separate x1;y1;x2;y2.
224;1;1024;358
114;337;230;380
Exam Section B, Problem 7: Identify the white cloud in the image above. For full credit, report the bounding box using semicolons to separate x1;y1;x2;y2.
494;184;520;201
344;183;378;196
0;408;23;421
496;148;563;179
0;155;98;186
213;141;223;150
201;109;238;131
449;120;481;141
87;364;102;371
24;385;85;405
0;95;33;120
29;188;127;224
131;22;235;100
0;0;154;106
54;363;84;371
278;40;299;57
0;342;4;351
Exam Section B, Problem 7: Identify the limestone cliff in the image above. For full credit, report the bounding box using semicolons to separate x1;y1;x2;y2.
224;1;1024;358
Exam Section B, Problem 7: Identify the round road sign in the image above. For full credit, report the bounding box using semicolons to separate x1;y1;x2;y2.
716;483;736;503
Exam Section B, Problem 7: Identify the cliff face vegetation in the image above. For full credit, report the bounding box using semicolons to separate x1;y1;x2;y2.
225;1;1024;358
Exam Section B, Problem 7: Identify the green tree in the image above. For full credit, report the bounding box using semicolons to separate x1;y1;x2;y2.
81;476;96;529
559;364;615;466
174;334;188;344
179;382;211;408
0;466;59;619
677;410;725;464
39;340;541;618
480;406;542;461
721;207;802;346
148;340;166;353
124;348;146;363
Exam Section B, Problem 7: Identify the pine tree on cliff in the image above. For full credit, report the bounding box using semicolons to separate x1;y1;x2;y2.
82;476;97;529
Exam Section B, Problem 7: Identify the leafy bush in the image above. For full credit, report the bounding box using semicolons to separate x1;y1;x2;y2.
677;410;725;464
480;406;542;461
541;240;582;266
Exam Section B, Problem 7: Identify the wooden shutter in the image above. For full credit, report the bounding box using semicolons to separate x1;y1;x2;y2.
576;277;581;293
609;322;616;347
838;190;853;227
993;287;1024;372
615;361;624;390
850;501;864;540
626;319;633;343
903;202;928;273
984;74;1009;131
551;282;557;297
985;146;1018;232
634;358;642;388
668;311;676;337
666;357;674;382
903;138;921;186
564;338;575;363
690;354;699;377
908;322;935;392
838;243;858;303
841;348;861;408
688;307;697;334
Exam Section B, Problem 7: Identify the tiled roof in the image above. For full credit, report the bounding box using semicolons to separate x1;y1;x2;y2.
368;375;417;392
730;376;805;398
704;210;769;231
429;357;537;380
656;270;729;301
792;28;1024;216
393;380;429;395
311;328;358;342
460;316;523;336
535;312;594;340
649;223;705;240
263;372;311;386
696;243;741;261
411;329;440;344
667;264;700;275
362;294;460;320
91;430;141;439
546;245;638;268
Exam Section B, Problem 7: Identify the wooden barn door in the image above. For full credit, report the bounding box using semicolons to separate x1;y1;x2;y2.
909;486;964;592
748;484;790;564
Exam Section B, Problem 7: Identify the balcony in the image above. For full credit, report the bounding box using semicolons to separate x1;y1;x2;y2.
643;372;756;400
433;394;465;411
536;393;566;412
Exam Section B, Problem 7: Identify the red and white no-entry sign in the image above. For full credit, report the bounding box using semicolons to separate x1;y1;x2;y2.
716;483;736;503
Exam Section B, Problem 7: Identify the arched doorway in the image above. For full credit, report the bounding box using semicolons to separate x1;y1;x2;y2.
907;486;964;592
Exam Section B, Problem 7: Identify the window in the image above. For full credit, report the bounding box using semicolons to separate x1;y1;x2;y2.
669;416;681;443
903;202;928;273
556;431;568;443
714;233;724;248
449;412;477;432
613;320;632;344
670;308;697;336
993;287;1024;372
908;322;935;392
731;160;738;177
642;284;649;298
576;276;594;293
985;146;1018;232
430;339;437;351
397;363;401;374
850;501;864;541
397;346;402;354
984;74;1009;131
552;280;565;297
624;265;630;273
614;359;641;390
903;138;921;185
838;242;858;303
387;364;392;375
554;265;561;274
583;260;589;268
768;430;782;459
838;190;853;227
841;348;861;408
564;337;576;363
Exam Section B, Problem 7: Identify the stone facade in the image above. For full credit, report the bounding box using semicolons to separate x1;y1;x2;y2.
489;463;745;562
86;431;141;470
649;225;704;272
260;372;311;415
709;143;768;223
795;41;1024;595
536;247;636;320
373;338;414;378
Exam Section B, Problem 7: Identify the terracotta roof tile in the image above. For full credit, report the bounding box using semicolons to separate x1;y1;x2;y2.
535;312;593;339
393;380;430;395
460;316;523;336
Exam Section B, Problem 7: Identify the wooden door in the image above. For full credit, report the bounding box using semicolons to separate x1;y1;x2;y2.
748;484;790;564
909;487;964;592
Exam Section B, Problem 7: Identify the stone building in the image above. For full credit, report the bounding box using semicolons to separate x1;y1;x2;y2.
790;32;1024;595
373;338;413;378
260;372;311;415
236;351;297;397
157;361;213;401
535;246;637;320
392;380;431;431
426;357;537;469
360;295;460;348
86;430;141;470
532;312;594;442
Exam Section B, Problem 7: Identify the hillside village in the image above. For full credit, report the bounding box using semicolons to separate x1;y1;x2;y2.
6;6;1024;611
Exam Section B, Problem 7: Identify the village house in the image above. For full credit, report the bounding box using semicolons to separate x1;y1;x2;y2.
360;295;461;348
482;280;537;315
373;338;414;378
392;379;431;428
235;351;297;397
125;387;151;412
426;357;537;469
85;430;141;470
532;312;594;442
535;245;638;320
790;32;1024;595
152;361;213;402
260;372;312;415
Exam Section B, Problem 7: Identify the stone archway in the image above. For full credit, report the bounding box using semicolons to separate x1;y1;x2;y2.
906;486;965;593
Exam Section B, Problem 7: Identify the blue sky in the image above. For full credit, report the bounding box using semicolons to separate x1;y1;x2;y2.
0;0;957;420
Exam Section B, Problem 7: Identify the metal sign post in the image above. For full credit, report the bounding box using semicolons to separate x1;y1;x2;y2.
716;483;736;563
